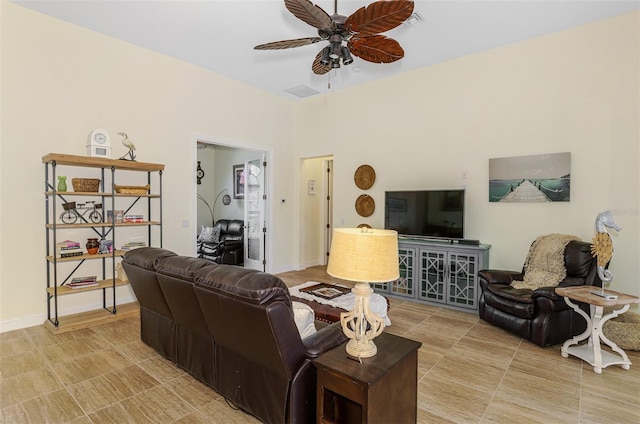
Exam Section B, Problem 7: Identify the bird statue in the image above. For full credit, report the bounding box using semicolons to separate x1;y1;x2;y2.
118;132;136;161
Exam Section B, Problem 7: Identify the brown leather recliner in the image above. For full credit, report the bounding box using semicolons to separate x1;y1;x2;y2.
122;247;348;424
197;219;244;265
478;240;602;347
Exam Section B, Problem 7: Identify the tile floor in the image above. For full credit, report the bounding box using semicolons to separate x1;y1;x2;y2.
1;266;639;423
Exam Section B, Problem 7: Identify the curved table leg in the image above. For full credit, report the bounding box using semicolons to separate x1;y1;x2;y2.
597;304;631;368
560;297;592;357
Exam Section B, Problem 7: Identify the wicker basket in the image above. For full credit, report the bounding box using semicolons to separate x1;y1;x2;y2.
114;184;150;194
354;165;376;190
71;178;100;192
355;194;375;217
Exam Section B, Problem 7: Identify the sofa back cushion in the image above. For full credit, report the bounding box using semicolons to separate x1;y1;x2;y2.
156;256;218;335
219;219;244;242
195;266;291;306
123;247;178;271
157;255;218;282
122;248;178;319
194;266;303;373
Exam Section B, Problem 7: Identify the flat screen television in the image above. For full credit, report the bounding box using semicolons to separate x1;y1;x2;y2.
384;190;465;240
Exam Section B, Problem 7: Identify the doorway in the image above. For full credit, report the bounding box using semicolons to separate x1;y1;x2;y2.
196;140;270;272
300;156;334;268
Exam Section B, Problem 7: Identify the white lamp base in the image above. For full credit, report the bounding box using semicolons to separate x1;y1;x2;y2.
340;282;385;358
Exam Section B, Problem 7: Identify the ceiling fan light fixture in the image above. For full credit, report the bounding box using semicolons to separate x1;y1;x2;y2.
257;0;415;77
341;46;353;65
320;46;331;65
330;41;342;59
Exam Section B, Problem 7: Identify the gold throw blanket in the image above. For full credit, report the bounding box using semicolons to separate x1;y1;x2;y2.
510;234;581;291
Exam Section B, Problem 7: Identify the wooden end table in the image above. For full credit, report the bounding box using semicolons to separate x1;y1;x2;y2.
555;285;640;374
313;332;421;424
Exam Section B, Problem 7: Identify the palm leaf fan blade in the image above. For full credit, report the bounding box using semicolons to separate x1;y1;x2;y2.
312;50;332;74
348;35;404;63
345;0;414;35
254;37;322;50
285;0;332;29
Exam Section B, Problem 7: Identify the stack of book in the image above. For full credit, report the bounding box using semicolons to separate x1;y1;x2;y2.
121;241;147;251
124;214;144;223
67;275;98;289
56;240;83;258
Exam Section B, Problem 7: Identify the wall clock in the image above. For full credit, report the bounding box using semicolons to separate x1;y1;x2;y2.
196;161;205;184
86;128;111;158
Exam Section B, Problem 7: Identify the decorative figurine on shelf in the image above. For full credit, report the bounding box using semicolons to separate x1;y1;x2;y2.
117;132;137;161
590;210;622;285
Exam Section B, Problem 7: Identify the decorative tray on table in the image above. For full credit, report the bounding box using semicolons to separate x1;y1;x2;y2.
300;283;351;300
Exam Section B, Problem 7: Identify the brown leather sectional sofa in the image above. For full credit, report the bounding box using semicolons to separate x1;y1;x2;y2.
122;247;347;424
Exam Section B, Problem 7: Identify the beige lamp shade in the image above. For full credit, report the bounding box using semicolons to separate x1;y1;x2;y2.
327;228;399;283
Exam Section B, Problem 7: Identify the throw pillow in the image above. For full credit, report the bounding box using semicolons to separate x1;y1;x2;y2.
198;225;221;243
292;301;317;339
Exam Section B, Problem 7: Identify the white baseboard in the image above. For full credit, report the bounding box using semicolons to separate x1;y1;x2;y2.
0;295;137;333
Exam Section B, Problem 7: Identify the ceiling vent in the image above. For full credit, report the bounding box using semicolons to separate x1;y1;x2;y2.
285;85;320;98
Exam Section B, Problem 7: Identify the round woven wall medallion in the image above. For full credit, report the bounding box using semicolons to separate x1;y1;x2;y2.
357;223;372;229
355;194;375;217
354;165;376;190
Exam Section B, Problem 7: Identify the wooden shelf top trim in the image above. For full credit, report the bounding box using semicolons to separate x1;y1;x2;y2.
46;278;129;296
42;153;164;171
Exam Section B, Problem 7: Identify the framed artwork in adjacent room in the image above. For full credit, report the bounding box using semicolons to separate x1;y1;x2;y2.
489;152;571;202
233;164;245;199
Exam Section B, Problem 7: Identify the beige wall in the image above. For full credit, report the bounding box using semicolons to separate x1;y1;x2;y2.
1;3;638;330
297;12;639;307
0;3;296;330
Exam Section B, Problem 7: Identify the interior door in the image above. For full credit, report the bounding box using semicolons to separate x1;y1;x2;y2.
244;156;266;271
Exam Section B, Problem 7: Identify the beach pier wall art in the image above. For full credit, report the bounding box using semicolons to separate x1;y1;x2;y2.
489;152;571;203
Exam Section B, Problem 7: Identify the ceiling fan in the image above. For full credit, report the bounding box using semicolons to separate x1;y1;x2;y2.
254;0;415;75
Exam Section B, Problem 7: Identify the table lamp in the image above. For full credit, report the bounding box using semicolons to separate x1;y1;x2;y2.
327;228;399;358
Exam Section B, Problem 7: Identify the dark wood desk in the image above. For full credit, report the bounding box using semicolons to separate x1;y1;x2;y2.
313;332;422;424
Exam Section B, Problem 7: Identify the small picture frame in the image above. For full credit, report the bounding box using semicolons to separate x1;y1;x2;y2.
233;164;244;199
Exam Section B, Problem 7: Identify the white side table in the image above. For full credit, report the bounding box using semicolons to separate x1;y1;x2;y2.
555;285;640;374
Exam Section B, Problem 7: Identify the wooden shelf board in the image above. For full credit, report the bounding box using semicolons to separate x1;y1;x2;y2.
47;278;129;295
46;221;160;229
47;251;125;263
44;302;139;334
46;191;160;198
42;153;164;172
